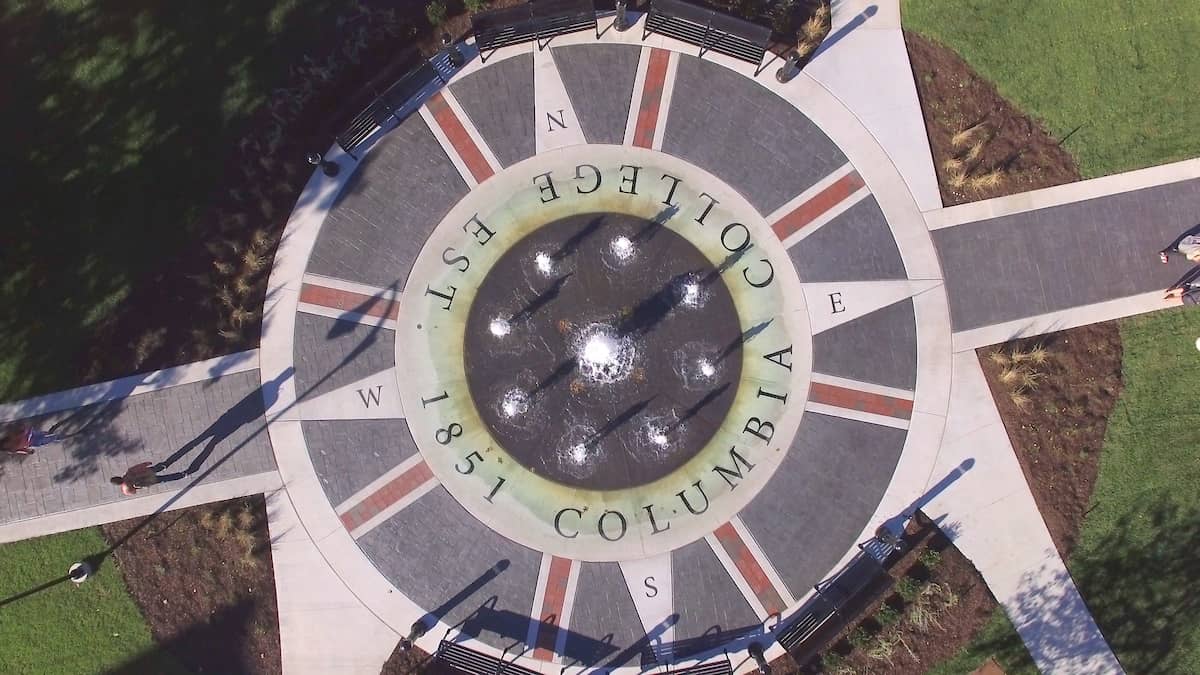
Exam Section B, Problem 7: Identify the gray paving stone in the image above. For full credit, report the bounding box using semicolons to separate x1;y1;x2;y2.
450;53;535;167
357;486;540;650
563;562;645;668
551;44;640;145
812;299;917;391
788;197;906;282
662;56;847;216
0;370;276;526
934;178;1200;331
671;539;759;645
306;113;468;289
739;412;905;599
301;419;418;507
293;313;395;401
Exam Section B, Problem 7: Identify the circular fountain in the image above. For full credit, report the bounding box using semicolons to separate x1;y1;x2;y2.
463;212;744;490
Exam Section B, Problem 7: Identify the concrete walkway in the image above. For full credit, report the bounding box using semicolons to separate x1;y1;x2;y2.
0;351;279;543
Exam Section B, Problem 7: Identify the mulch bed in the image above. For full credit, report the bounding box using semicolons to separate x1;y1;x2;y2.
904;31;1082;207
763;519;997;674
101;495;280;675
976;324;1123;558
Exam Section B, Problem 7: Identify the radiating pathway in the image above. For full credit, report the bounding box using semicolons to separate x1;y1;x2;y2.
0;351;279;543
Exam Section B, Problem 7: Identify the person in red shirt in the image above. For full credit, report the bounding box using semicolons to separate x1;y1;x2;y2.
110;462;161;496
2;422;63;455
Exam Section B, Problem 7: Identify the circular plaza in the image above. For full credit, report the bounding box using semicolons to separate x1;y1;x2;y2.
263;20;951;673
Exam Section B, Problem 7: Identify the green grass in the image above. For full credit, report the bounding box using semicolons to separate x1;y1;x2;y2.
925;609;1037;675
902;0;1200;178
1065;308;1200;673
936;309;1200;673
0;527;185;674
0;0;355;401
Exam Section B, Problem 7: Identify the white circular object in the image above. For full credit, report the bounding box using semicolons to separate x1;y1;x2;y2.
1193;337;1200;352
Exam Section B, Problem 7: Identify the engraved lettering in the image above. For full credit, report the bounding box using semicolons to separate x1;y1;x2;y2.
435;422;463;445
644;577;659;598
421;391;450;408
742;258;774;288
756;387;788;405
424;284;457;311
830;292;845;314
575;163;601;194
763;345;793;371
643;503;671;535
533;171;560;203
356;385;383;408
442;247;469;272
676;480;710;515
455;450;483;474
598;509;628;541
546;109;567;131
659;173;683;206
555;508;582;539
743;417;775;443
695;192;719;225
618;164;641;194
720;223;751;253
484;476;507;503
463;214;495;246
712;447;756;488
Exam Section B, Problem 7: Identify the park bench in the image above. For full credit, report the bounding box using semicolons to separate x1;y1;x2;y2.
645;0;772;72
335;59;445;158
435;639;540;675
471;0;598;62
776;537;896;664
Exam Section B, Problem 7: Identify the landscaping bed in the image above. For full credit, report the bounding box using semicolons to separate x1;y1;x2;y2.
904;30;1081;207
101;495;280;675
976;324;1123;558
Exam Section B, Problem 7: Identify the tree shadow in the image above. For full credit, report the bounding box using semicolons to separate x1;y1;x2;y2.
997;496;1200;674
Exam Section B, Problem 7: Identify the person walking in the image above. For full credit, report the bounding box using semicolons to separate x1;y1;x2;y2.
2;422;63;455
110;461;162;496
1164;265;1200;304
1159;226;1200;263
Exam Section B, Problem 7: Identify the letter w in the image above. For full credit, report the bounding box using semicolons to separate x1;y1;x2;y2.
357;385;383;408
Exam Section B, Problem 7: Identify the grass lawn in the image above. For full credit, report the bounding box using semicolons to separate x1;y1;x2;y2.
902;0;1200;178
1066;308;1200;673
0;0;355;401
0;527;185;674
926;610;1036;675
937;308;1200;672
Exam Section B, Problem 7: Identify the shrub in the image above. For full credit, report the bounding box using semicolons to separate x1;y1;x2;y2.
847;626;872;650
875;604;901;627
894;576;922;602
866;634;898;665
820;651;845;671
466;0;488;10
919;548;942;569
425;1;448;26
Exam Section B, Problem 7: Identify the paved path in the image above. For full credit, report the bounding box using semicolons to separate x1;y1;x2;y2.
0;351;279;543
3;5;1198;675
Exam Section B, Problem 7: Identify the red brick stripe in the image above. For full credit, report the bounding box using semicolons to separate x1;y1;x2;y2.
533;556;573;660
426;92;494;183
714;522;786;616
771;171;866;241
339;461;434;532
632;49;671;148
300;283;399;320
809;382;913;420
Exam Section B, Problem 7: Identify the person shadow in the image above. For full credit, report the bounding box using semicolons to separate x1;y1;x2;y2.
152;367;293;482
